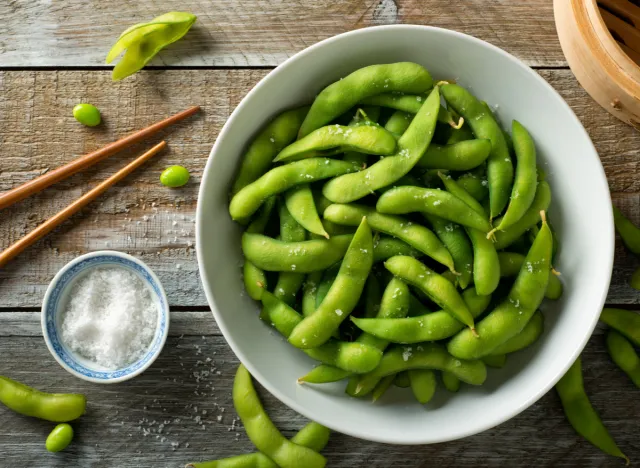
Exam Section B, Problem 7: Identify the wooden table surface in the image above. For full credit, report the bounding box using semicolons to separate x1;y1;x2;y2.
1;1;638;467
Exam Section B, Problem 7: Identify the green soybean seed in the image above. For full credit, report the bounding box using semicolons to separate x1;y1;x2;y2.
372;236;421;263
424;214;473;289
447;212;552;360
441;371;461;392
46;423;74;453
288;218;373;349
274;124;397;163
299;62;433;137
241;233;352;273
323;203;455;271
285;184;328;238
230;158;361;220
613;205;640;255
322;86;441;203
384;256;476;332
376;186;492;232
231;107;309;195
600;308;640;347
260;291;382;373
441;84;513;219
556;358;629;464
606;330;640;388
408;369;437;404
416;139;491;172
72;103;101;127
160;165;190;188
351;287;491;344
233;365;326;468
498;251;563;299
353;343;487;397
489;310;544;356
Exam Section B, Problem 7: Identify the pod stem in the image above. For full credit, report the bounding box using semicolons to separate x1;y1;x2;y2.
448;116;464;129
471;327;479;338
486;228;497;240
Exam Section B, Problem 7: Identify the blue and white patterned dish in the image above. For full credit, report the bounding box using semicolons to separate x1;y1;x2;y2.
41;251;169;384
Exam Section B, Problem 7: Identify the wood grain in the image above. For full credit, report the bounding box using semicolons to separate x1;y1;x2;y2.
0;0;563;68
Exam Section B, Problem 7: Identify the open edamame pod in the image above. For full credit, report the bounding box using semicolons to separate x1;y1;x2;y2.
288;218;373;349
416;139;491;172
600;308;640;346
605;330;640;388
299;62;433;137
555;358;629;464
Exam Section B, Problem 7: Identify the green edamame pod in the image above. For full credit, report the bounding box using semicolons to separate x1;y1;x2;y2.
606;330;640;388
290;421;331;452
457;169;488;202
260;292;382;373
302;272;323;317
384;256;476;332
372;236;422;263
448;212;552;360
274;202;307;305
376;186;492;232
351;287;490;344
353;343;487;397
441;371;461;392
243;197;277;300
322;87;441;203
285;184;328;238
438;171;486;216
408;370;437;404
481;354;506;368
300;62;433;137
323;203;455;272
45;423;74;453
407;293;432;317
613;205;640;255
231;107;309;195
289;218;374;349
298;365;352;385
274;124;397;163
233;365;326;468
315;265;341;308
493;180;552;250
394;371;411;388
360;93;426;114
241;233;352;273
0;376;86;422
363;274;382;318
230;158;361;220
372;375;396;402
446;123;475;145
344;108;382;165
441;84;513;219
187;453;276;468
600;308;640;347
424;215;473;289
555;358;629;464
416;139;491;172
384;110;414;136
630;266;640;291
498;252;563;299
489;310;544;356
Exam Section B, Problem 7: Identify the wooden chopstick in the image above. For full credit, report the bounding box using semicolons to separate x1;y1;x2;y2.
0;141;167;269
0;106;199;211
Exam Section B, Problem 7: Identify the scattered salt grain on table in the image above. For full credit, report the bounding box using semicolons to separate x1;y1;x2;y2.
60;266;158;369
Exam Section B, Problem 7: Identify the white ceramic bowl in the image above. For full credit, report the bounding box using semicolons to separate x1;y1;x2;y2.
42;251;169;384
196;25;613;444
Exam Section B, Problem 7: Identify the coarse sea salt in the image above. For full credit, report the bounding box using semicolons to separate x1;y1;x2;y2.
60;266;158;370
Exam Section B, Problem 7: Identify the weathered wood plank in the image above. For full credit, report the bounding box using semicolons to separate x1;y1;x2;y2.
0;69;639;308
0;330;637;467
0;0;563;68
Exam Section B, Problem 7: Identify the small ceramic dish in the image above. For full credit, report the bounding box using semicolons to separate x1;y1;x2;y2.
41;251;169;383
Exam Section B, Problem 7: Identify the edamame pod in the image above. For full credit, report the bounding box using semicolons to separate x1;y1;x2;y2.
302;272;322;317
600;308;640;346
300;62;433;137
384;110;414;136
372;375;396;402
394;371;411;388
416;139;491;172
344;108;382;165
324;203;455;271
322;87;441;203
489;310;544;356
376;186;492;232
289;218;373;349
233;365;327;468
274;202;307;305
231;107;309;195
408;369;437;404
372;236;421;263
298;366;352;385
353;343;487;396
274;124;397;163
441;371;461;392
498;252;563;299
351;287;491;344
441;84;513;218
457;169;488;202
242;233;352;273
0;376;86;422
448;212;552;360
360;93;426;114
613;205;640;255
291;421;331;452
285;184;328;238
424;215;473;289
555;358;628;464
606;330;640;388
384;256;476;332
243;197;277;300
230;158;361;220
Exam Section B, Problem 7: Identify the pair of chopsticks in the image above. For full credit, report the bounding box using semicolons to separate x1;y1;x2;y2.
0;106;200;268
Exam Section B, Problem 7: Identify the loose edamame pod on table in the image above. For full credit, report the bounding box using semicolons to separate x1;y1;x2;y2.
233;365;326;468
415;139;492;172
613;205;640;255
605;330;640;388
231;107;309;196
600;308;640;347
288;218;373;349
447;211;552;360
322;86;441;203
106;12;197;81
0;376;86;422
72;103;101;127
46;423;74;453
555;358;629;464
441;83;514;219
299;62;433;137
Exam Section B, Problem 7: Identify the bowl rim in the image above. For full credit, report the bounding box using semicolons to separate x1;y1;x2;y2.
41;250;170;384
196;24;614;444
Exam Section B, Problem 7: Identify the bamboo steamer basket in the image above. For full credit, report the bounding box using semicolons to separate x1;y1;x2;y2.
554;0;640;129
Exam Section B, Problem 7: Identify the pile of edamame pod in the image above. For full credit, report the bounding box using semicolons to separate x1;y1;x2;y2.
229;62;559;401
